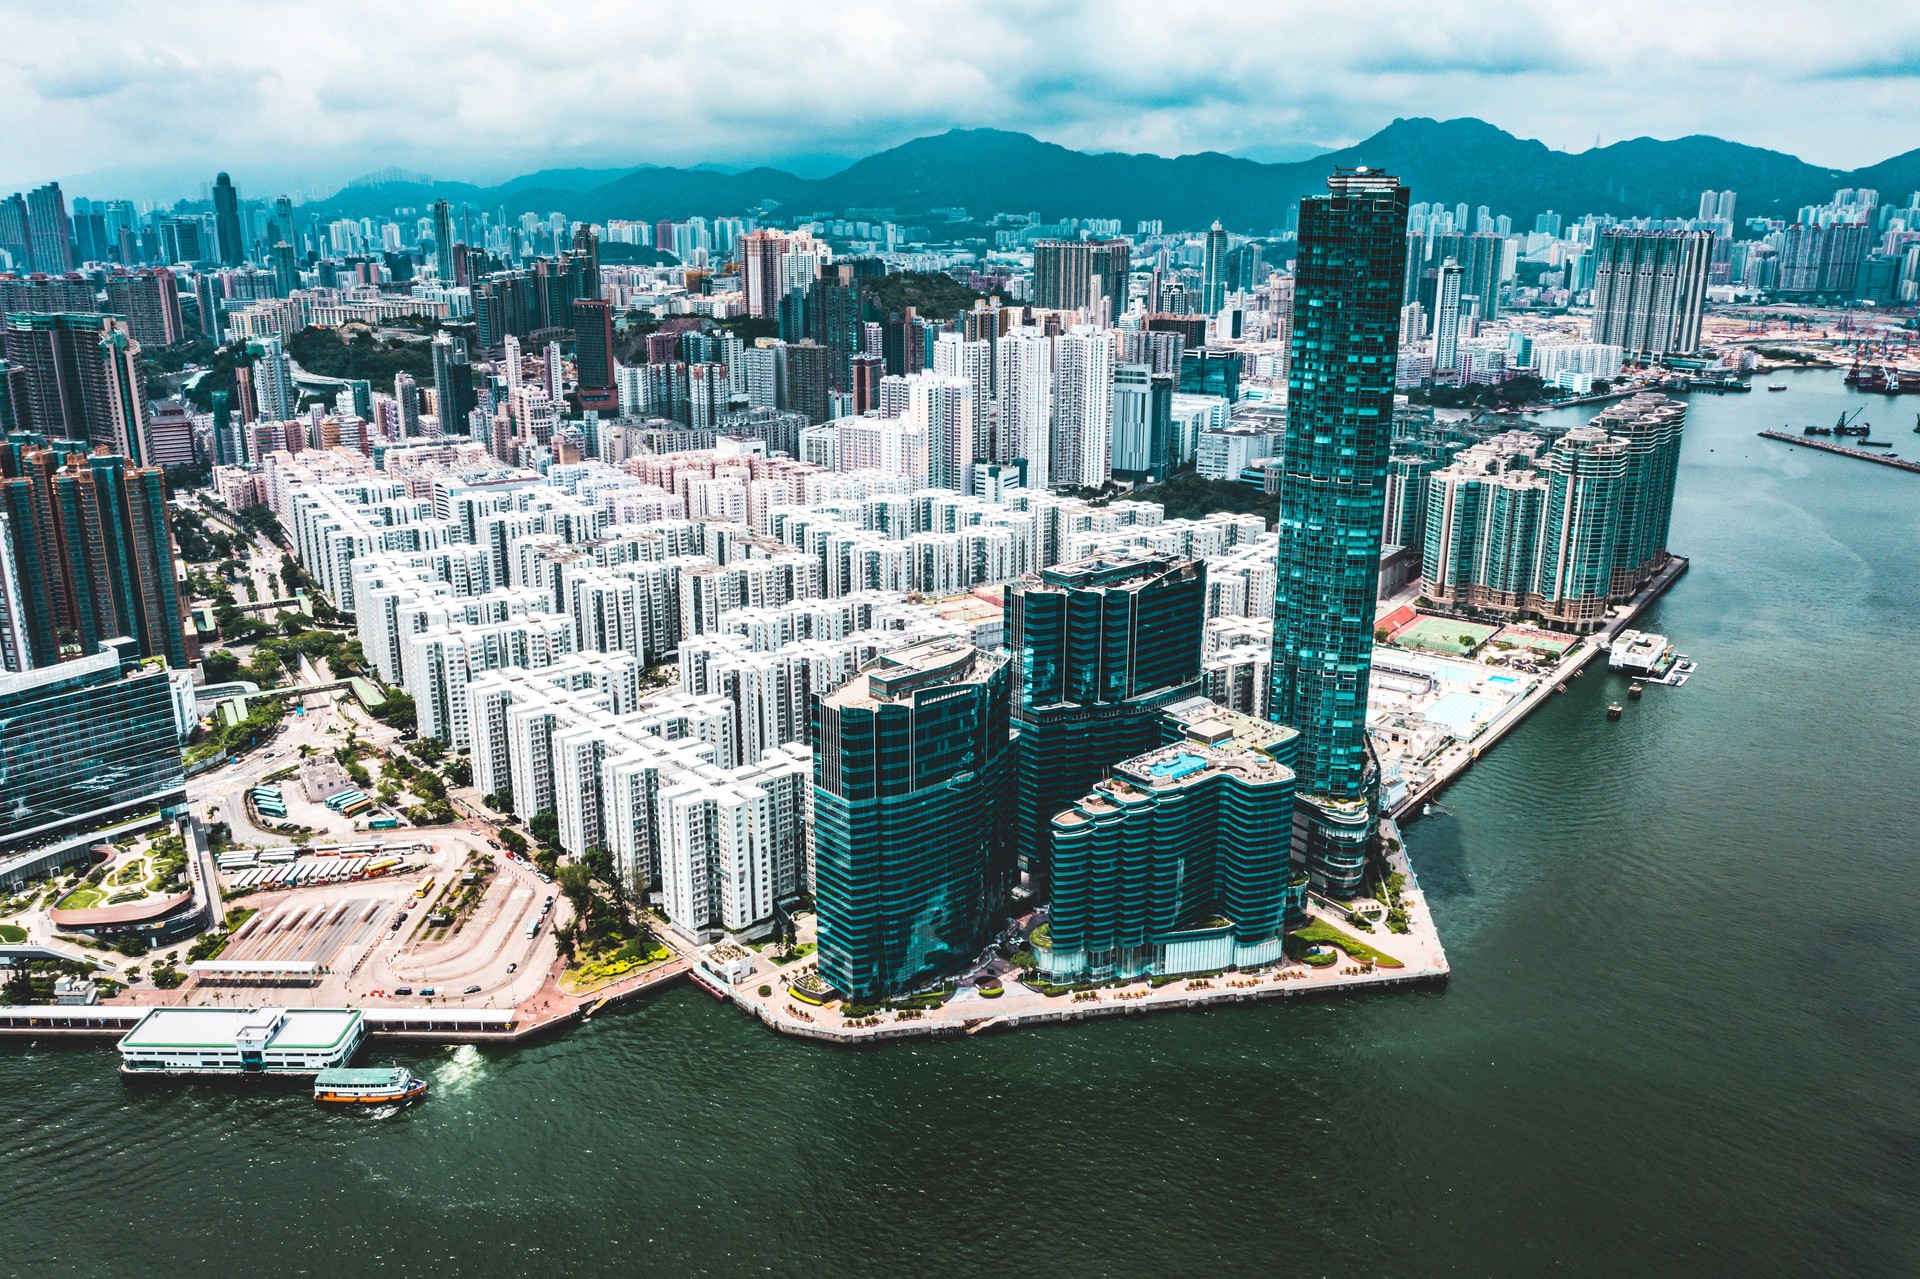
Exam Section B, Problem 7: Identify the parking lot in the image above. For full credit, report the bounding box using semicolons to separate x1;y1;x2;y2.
200;832;567;1010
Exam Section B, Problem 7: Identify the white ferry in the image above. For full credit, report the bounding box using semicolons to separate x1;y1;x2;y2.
313;1065;430;1106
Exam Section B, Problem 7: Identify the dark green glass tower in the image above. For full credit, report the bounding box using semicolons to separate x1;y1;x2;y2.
1269;169;1410;897
1009;552;1206;902
813;639;1015;1001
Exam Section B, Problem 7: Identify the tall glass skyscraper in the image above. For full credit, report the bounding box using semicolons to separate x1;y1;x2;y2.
813;639;1016;1001
212;172;244;268
1201;221;1229;314
432;199;455;283
1269;169;1410;897
1008;552;1206;901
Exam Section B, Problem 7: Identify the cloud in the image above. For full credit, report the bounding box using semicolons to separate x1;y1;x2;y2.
1;0;1916;197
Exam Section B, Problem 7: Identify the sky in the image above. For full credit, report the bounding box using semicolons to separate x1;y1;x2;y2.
6;0;1919;201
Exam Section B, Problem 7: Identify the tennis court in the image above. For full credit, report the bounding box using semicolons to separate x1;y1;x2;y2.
1389;615;1500;656
1492;625;1579;658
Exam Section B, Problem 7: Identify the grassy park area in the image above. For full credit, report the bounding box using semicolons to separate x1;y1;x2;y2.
561;932;673;993
1291;918;1405;968
54;883;106;911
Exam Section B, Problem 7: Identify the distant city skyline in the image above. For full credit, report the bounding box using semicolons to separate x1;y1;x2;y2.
7;0;1920;198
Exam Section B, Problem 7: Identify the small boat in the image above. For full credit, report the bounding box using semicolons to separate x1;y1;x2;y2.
1627;682;1644;700
1606;703;1624;720
313;1065;429;1106
1767;384;1787;392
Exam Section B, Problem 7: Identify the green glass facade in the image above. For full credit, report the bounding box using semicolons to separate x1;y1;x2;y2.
1009;553;1206;902
1040;703;1304;983
1178;349;1241;401
1536;428;1626;626
1270;170;1409;896
0;313;147;462
813;640;1016;1001
0;645;184;850
1418;398;1685;632
1592;394;1685;596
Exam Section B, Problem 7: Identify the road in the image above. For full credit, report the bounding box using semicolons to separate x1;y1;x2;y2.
187;817;224;930
192;679;401;845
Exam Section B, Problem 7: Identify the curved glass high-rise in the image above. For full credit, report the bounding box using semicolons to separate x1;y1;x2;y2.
813;639;1015;1001
1041;702;1304;984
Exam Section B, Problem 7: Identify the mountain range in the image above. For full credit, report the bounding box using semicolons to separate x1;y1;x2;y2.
306;117;1920;232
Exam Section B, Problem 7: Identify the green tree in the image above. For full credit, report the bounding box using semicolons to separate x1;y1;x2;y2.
245;649;284;685
582;846;615;890
528;810;560;847
556;862;595;920
234;503;284;545
374;692;417;733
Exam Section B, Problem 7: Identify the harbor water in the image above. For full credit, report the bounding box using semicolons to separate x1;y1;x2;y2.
6;368;1919;1277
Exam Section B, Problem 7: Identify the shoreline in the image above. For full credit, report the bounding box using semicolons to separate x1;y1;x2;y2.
4;564;1688;1054
688;829;1450;1046
1389;555;1690;825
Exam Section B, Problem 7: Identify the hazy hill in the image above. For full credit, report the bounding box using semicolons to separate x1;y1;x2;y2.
301;118;1906;231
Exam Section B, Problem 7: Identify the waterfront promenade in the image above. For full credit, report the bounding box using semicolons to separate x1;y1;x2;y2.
1387;555;1689;822
692;831;1448;1045
6;559;1682;1052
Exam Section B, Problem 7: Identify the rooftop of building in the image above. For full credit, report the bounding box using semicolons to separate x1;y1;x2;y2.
824;636;998;709
118;1007;361;1052
1612;629;1671;658
1028;549;1196;592
49;890;195;929
0;642;159;700
1114;739;1296;794
1161;694;1299;756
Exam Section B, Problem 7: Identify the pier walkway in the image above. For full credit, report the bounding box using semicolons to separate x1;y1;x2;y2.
1757;430;1920;474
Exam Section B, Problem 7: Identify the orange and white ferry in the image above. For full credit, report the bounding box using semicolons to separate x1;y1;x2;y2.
312;1065;429;1105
